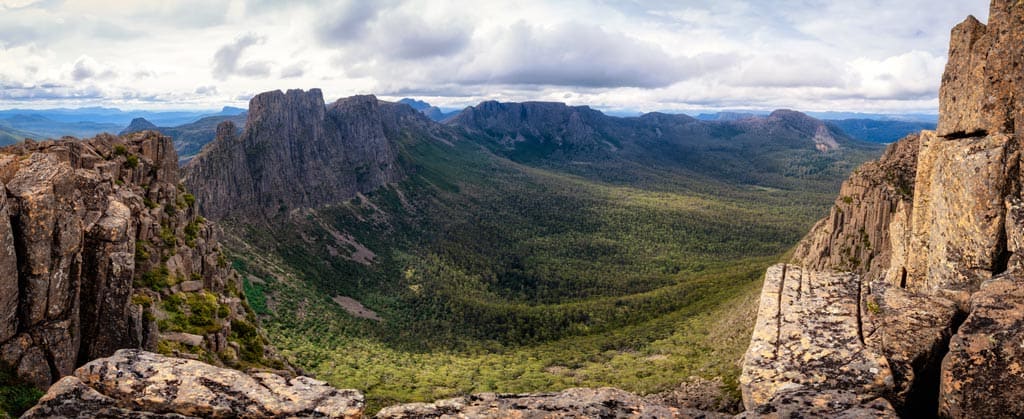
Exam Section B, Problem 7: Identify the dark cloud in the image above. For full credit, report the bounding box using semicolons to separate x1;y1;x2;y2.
316;0;390;44
71;57;116;81
373;14;471;60
454;23;734;89
281;62;306;78
212;34;271;80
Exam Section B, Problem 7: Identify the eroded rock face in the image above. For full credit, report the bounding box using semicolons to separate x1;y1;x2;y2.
22;349;364;419
792;133;920;281
739;265;893;412
183;89;411;221
939;275;1024;418
735;390;898;419
0;133;268;390
375;387;716;419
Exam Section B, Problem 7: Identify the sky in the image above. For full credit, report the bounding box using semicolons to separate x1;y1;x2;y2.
0;0;991;114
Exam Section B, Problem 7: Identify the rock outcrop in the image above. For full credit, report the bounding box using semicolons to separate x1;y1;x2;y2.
746;1;1024;418
23;349;363;418
183;90;417;221
0;132;278;391
375;387;719;419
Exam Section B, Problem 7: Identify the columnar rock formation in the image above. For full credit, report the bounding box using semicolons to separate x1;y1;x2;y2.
183;89;413;221
745;1;1024;417
0;132;276;390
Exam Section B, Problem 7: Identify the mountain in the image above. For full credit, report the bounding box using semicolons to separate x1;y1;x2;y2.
180;87;881;412
740;1;1024;417
118;117;159;135
0;125;39;146
827;119;936;143
119;113;247;162
0;131;299;417
184;89;408;220
0;114;122;139
0;106;244;127
398;98;458;121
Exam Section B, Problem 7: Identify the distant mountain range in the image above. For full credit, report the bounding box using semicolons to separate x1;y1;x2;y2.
0;106;245;145
120;113;247;162
398;98;460;121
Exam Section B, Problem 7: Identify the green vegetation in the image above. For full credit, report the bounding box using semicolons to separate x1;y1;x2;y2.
125;154;139;168
228;130;877;413
159;291;228;335
0;366;43;418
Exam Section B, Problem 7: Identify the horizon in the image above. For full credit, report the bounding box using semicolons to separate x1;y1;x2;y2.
0;0;987;115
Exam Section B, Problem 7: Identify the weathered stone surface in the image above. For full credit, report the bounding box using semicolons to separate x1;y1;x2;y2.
740;265;893;411
862;281;960;414
184;90;410;221
889;131;1018;293
939;276;1024;418
0;132;271;390
938;15;990;137
0;187;17;343
23;349;364;419
735;389;898;418
375;387;701;419
938;3;1024;137
792;133;919;281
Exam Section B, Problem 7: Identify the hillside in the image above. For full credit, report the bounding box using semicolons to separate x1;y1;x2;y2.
182;89;879;412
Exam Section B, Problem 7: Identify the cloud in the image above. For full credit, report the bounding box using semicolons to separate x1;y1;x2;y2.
70;56;116;81
280;62;306;78
452;22;731;88
194;85;218;95
315;0;390;44
212;34;272;80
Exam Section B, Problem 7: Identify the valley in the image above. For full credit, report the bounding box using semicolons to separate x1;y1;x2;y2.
182;90;883;412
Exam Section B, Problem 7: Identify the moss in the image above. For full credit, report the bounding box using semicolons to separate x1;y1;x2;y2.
138;264;172;289
0;366;43;418
866;300;882;315
841;195;854;204
185;218;203;248
160;226;177;247
131;293;154;308
229;320;265;364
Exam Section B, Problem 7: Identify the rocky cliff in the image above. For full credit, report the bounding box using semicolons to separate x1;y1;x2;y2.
183;89;418;221
0;132;283;394
744;1;1024;417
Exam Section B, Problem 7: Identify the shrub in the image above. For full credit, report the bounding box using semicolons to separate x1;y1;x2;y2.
0;366;43;418
125;155;139;169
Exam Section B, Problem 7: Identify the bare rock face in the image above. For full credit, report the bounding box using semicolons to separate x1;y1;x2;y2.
939;275;1024;418
739;265;893;412
762;2;1024;418
938;2;1024;137
22;349;364;419
183;89;409;221
886;131;1019;294
0;133;275;391
375;387;716;419
861;282;960;412
792;133;919;281
735;390;898;419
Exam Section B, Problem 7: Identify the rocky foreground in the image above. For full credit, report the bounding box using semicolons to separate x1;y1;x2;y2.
739;1;1024;417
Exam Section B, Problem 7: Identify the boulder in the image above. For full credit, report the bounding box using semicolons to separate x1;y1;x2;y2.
22;349;364;419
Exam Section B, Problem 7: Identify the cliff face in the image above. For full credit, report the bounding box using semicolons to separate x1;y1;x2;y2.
744;1;1024;417
0;132;278;391
183;89;410;221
